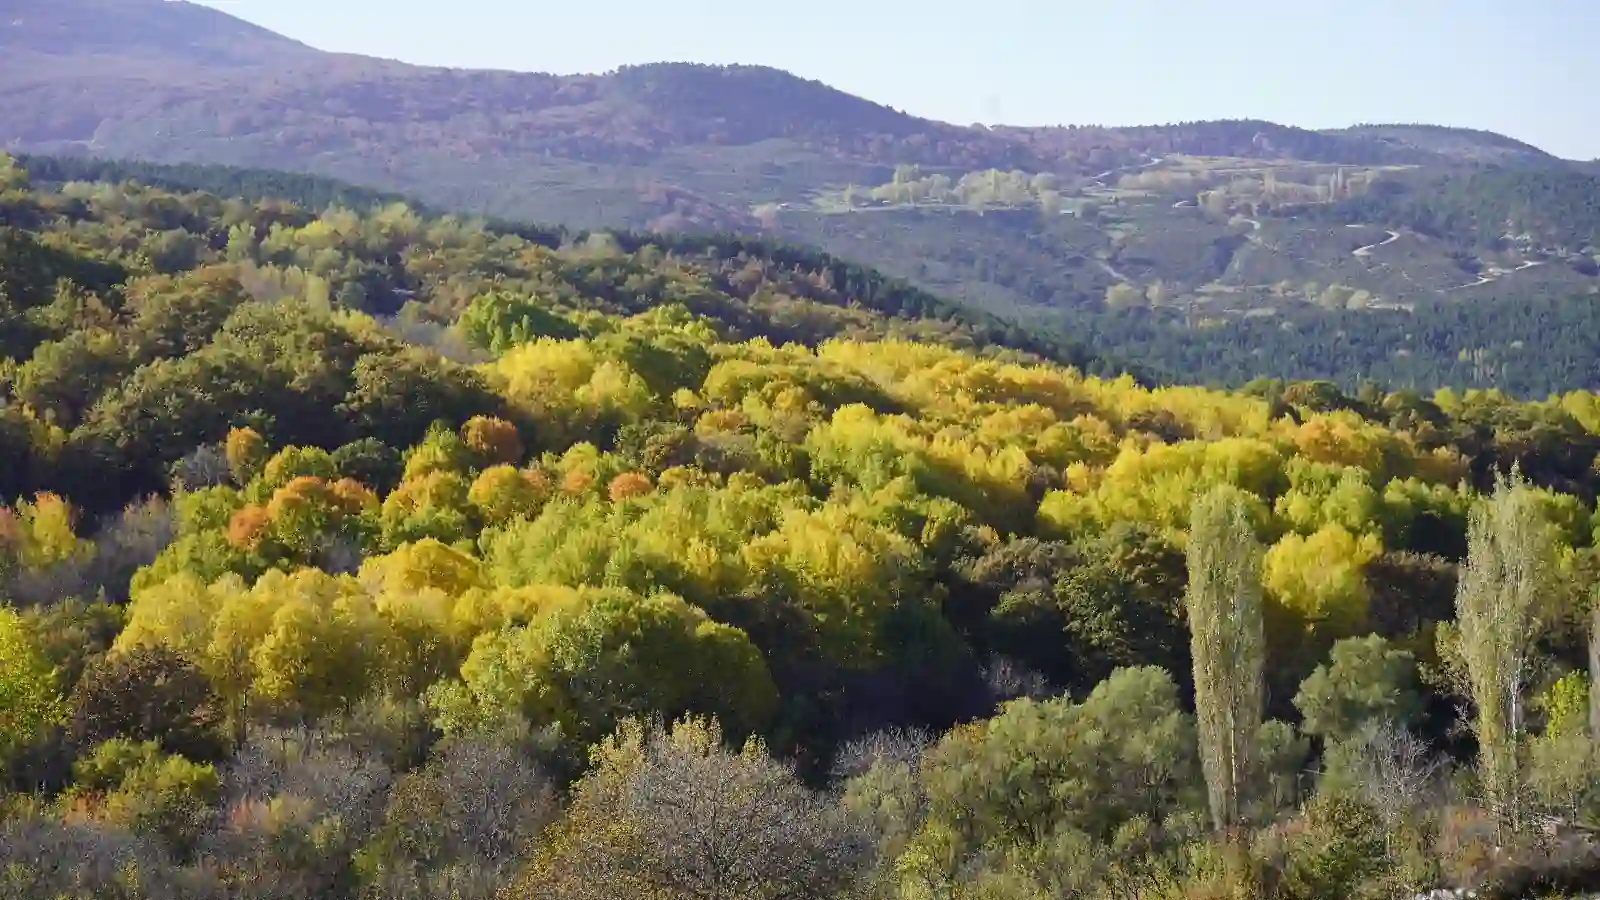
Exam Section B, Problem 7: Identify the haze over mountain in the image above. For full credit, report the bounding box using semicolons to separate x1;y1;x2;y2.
4;0;1600;391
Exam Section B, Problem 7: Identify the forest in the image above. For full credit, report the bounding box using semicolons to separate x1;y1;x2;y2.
1300;168;1600;251
3;156;1600;899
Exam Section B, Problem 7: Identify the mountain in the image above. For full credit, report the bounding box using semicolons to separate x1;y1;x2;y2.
3;0;1598;394
0;0;318;68
1326;123;1561;167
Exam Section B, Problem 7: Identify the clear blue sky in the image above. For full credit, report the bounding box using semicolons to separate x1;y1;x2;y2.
195;0;1599;159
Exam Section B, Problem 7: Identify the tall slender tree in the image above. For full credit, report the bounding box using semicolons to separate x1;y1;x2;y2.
1588;594;1599;736
1185;487;1266;836
1455;472;1555;835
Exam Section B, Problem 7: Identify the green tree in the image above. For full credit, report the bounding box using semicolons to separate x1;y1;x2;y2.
427;588;777;745
1185;487;1266;838
1293;635;1421;743
1455;472;1557;834
1591;596;1599;735
905;667;1203;897
0;605;63;768
1054;524;1190;693
62;738;220;857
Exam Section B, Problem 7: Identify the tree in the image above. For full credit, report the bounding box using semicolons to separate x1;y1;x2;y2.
359;734;558;899
905;666;1202;898
1054;524;1190;693
1185;487;1266;837
68;646;225;761
518;716;871;900
1317;721;1444;834
1455;472;1557;834
1591;597;1599;736
225;427;268;485
426;588;778;745
1293;635;1421;743
63;738;220;857
0;605;63;768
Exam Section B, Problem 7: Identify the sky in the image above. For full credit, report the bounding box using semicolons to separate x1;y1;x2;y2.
193;0;1599;159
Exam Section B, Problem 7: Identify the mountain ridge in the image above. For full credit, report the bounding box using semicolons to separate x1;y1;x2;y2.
0;0;1573;167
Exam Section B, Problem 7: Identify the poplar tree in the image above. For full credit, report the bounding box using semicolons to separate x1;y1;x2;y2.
1590;599;1599;735
1455;472;1555;835
1185;487;1266;836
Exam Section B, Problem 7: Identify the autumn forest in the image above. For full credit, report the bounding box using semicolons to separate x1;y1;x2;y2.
2;153;1600;900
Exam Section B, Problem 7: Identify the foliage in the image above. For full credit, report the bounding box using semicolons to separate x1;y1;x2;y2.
0;604;63;766
1454;473;1559;833
517;715;872;900
67;645;226;762
1293;635;1422;743
1186;487;1266;835
2;152;1600;897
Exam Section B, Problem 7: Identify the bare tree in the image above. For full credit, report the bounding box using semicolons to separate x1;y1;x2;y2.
170;445;233;492
828;726;932;784
980;655;1055;706
1324;721;1446;833
365;735;558;900
0;809;216;899
526;717;873;900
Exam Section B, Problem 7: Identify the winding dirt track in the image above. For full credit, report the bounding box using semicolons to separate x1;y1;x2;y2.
1353;230;1401;257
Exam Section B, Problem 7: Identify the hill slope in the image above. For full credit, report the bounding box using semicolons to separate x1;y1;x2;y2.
4;1;1599;394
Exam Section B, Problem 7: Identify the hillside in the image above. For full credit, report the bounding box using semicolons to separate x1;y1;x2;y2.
5;157;1600;899
13;151;1600;396
1328;123;1561;166
4;0;1600;395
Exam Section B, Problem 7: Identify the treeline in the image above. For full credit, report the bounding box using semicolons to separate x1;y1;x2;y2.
999;119;1443;171
7;152;1114;377
15;154;421;216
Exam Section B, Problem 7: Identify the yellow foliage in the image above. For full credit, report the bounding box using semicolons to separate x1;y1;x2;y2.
742;504;921;666
607;472;653;502
461;415;524;466
225;427;268;484
360;539;486;597
489;338;654;444
466;465;548;525
5;493;93;570
1263;524;1381;641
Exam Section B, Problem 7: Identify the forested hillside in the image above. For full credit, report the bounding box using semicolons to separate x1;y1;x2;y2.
9;0;1600;403
3;158;1600;899
14;151;1600;395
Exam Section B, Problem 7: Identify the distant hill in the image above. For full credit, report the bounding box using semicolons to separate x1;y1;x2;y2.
995;120;1446;169
0;0;318;69
1327;124;1560;167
